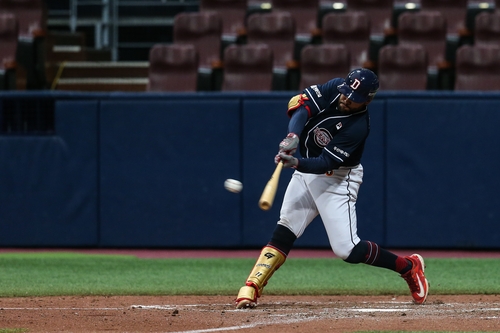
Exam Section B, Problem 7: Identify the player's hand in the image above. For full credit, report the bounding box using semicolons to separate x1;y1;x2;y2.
279;133;299;155
277;152;298;169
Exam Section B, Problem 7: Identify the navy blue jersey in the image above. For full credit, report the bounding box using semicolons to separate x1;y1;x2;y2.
288;78;370;174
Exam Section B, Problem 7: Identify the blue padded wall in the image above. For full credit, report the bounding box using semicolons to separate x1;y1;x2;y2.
99;96;242;247
0;100;99;246
385;96;500;248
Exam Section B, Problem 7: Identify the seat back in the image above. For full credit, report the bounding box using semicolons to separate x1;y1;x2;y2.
322;11;370;69
221;43;273;91
454;44;500;91
271;0;319;38
420;0;467;36
173;11;223;70
345;0;394;36
299;44;350;90
378;44;428;90
199;0;247;39
0;12;18;69
246;11;296;70
474;11;500;46
147;44;198;92
398;10;447;69
0;0;46;38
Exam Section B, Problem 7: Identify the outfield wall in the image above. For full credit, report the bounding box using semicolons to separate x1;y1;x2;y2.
0;91;499;249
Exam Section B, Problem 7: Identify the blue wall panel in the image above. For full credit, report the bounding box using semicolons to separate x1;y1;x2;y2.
99;98;242;247
355;99;386;245
386;97;500;248
0;100;99;246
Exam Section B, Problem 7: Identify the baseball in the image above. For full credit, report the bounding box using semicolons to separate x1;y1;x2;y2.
224;179;243;193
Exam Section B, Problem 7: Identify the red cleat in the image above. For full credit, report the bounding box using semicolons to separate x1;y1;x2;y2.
401;254;429;304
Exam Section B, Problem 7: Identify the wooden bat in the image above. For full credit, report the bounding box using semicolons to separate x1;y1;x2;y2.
258;162;284;211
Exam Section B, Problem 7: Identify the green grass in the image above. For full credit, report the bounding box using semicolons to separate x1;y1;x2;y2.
0;253;499;297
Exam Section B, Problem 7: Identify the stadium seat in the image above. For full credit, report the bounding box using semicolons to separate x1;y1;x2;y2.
246;11;297;90
271;0;320;40
0;0;47;89
397;10;449;70
344;0;395;37
147;44;198;92
419;0;468;36
173;11;223;90
199;0;247;43
299;44;350;90
377;44;428;90
0;12;18;89
221;43;273;91
454;44;500;91
173;11;223;71
321;11;371;69
474;11;500;46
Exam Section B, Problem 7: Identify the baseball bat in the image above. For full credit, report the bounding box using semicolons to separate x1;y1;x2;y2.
258;162;284;211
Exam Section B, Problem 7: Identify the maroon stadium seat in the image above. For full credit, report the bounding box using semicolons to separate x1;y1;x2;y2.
454;44;500;91
221;43;273;91
299;44;350;90
322;11;371;69
147;44;198;92
377;44;428;90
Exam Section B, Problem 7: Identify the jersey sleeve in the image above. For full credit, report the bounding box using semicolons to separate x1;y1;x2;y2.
301;78;344;116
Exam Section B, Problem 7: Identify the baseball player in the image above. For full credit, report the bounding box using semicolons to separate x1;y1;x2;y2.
235;68;429;309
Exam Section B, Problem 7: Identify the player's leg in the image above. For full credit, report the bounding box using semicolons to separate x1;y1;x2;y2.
344;241;429;304
314;166;429;304
236;172;318;309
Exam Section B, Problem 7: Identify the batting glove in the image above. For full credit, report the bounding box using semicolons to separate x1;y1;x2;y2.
279;133;299;155
278;152;298;169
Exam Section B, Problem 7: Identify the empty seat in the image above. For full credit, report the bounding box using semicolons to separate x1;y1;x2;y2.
344;0;395;37
377;44;428;90
0;0;46;38
271;0;320;39
474;11;500;46
0;12;18;90
454;44;500;91
419;0;468;36
299;44;350;90
0;12;17;69
0;0;47;89
173;11;223;71
221;43;273;91
147;44;198;92
322;11;371;69
246;11;296;71
199;0;247;42
397;10;449;70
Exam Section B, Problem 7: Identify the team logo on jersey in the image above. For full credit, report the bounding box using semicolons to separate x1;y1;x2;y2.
313;128;332;147
336;122;342;130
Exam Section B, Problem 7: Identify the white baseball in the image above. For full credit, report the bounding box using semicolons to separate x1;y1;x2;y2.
224;179;243;193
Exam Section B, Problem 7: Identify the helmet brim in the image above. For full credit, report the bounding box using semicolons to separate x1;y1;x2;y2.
337;83;369;103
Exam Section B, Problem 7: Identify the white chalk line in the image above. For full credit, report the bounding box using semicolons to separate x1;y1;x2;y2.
2;301;499;333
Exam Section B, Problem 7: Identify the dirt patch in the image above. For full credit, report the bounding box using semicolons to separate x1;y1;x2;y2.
0;294;499;332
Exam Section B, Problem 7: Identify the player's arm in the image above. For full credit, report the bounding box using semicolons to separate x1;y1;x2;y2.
280;126;366;173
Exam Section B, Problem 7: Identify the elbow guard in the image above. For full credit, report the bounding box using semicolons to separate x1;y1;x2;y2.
287;93;310;117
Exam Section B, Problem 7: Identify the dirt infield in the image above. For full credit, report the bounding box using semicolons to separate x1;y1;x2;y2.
1;249;499;332
1;295;499;332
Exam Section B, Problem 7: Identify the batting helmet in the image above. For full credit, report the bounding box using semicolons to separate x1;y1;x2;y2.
337;68;379;103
